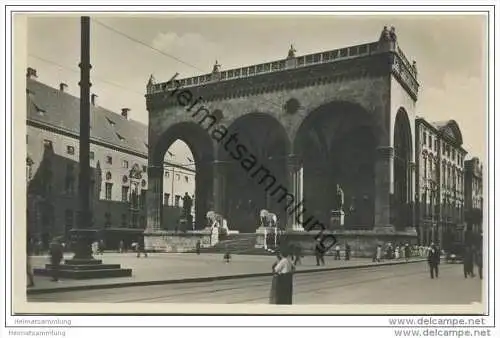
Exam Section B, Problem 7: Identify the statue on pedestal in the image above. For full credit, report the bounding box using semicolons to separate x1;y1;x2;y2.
334;184;345;212
212;60;221;73
287;44;297;58
182;192;193;227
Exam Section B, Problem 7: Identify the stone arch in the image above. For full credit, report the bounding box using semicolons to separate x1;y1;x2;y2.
393;107;413;230
293;101;382;228
149;122;215;230
219;112;291;232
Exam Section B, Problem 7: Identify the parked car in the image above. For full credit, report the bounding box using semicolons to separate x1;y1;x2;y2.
446;243;464;263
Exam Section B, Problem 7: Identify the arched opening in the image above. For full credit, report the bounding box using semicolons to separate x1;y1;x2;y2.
294;102;379;229
222;113;290;233
151;122;214;230
393;108;413;230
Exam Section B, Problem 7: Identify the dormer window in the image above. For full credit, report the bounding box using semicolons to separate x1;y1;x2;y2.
106;117;116;126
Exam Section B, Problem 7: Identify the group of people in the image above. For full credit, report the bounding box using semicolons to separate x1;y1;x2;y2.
426;242;483;280
374;242;413;262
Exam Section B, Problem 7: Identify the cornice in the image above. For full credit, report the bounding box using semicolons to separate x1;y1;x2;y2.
146;54;392;111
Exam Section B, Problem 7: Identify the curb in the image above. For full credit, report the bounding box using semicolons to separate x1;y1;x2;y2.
27;259;427;295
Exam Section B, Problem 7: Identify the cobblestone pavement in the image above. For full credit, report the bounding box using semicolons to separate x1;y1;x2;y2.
28;261;482;306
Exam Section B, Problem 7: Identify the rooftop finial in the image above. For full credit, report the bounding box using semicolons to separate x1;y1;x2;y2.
147;74;156;87
212;60;221;73
288;44;297;58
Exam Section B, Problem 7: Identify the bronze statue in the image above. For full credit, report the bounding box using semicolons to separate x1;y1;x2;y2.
212;60;221;73
335;184;345;211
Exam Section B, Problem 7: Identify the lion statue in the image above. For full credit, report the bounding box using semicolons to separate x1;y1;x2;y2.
260;209;278;228
206;211;229;232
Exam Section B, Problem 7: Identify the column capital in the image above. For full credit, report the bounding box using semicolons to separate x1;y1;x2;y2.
376;146;394;159
286;153;301;168
147;165;163;177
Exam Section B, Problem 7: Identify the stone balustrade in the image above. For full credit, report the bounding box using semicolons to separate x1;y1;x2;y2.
146;40;418;95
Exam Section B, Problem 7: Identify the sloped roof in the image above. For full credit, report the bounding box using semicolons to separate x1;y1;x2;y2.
430;119;463;146
26;78;148;155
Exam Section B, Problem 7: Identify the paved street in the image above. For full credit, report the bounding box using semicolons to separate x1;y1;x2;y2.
28;261;482;304
29;253;427;292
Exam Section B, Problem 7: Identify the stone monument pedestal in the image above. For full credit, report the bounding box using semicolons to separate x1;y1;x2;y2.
33;229;132;279
330;210;345;229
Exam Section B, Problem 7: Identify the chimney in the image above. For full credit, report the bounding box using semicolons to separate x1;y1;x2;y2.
121;108;130;119
59;83;68;92
91;93;98;106
26;67;37;79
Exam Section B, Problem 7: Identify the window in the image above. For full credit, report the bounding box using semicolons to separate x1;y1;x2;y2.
140;189;147;208
43;139;53;150
142;165;147;173
105;183;113;200
423;132;427;145
65;209;73;229
106;156;113;164
185;176;189;183
104;212;112;228
122;186;129;202
428;135;432;148
175;195;181;207
435;140;438;151
106;172;112;180
67;145;75;155
90;151;95;160
164;193;170;205
122;160;129;168
121;214;127;227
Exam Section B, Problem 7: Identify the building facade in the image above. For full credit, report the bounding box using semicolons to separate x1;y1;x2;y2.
415;118;467;249
464;157;483;238
26;68;195;250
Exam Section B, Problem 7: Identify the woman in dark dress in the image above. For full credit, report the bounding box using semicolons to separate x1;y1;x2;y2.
269;252;282;304
272;251;295;305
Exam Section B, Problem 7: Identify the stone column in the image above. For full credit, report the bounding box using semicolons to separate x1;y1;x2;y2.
146;165;163;232
374;146;395;232
212;160;226;216
286;154;304;231
408;162;416;230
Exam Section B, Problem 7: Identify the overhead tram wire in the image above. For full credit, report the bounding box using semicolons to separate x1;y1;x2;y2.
91;19;285;111
28;54;145;97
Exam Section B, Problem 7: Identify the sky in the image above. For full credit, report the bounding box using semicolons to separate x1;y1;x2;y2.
25;14;488;162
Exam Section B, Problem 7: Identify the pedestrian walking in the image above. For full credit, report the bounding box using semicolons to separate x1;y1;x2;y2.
475;246;483;280
49;237;64;282
463;246;475;278
119;240;124;253
98;240;105;255
269;251;282;304
272;250;295;304
334;244;341;260
427;243;440;279
375;244;382;262
315;239;325;266
27;238;35;287
195;240;201;255
404;243;411;262
345;243;351;261
293;244;302;265
136;236;148;258
395;245;400;259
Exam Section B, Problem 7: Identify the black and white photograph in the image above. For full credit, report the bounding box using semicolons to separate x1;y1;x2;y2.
2;5;496;336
